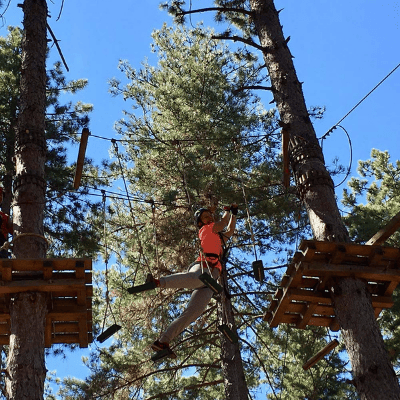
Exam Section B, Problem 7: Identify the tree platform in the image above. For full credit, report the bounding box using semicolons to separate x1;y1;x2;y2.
0;258;92;347
264;240;400;331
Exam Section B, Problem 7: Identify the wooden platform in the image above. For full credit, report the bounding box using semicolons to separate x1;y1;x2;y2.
264;241;400;331
0;258;92;347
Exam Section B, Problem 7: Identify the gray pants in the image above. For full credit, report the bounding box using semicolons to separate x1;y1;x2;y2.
158;263;220;344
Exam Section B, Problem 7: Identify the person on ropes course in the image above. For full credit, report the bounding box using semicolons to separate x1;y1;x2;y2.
128;203;238;356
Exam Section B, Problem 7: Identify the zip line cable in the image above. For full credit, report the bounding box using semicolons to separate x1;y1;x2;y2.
321;61;400;140
317;62;399;188
82;131;277;146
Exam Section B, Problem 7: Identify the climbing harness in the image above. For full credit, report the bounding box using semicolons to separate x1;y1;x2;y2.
97;191;121;343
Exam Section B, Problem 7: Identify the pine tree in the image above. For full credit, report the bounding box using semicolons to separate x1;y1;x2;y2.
0;26;101;258
162;1;400;398
0;23;100;399
342;150;400;373
56;24;354;400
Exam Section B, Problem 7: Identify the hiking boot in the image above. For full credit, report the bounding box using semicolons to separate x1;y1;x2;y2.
127;273;158;294
151;340;170;352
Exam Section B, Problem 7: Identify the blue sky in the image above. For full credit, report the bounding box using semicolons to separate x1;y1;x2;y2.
1;0;400;397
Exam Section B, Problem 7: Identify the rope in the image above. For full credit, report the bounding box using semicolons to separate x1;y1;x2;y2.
12;232;50;249
235;141;259;261
321;124;353;188
150;200;160;271
111;139;152;275
101;191;118;332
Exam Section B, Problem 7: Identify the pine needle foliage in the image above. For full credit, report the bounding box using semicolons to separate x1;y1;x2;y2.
342;149;400;372
0;26;102;258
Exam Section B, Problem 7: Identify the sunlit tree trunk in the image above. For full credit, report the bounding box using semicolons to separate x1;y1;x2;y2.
218;269;249;400
6;0;48;398
249;0;400;398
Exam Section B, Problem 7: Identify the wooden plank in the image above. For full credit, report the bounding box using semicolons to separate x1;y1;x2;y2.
0;258;92;272
367;247;384;266
296;303;318;329
330;245;347;264
298;277;321;289
277;313;334;328
286;302;335;317
0;337;9;345
43;260;53;279
0;279;86;294
307;315;336;329
366;210;400;246
371;296;394;309
301;247;316;262
303;339;339;370
45;316;52;347
287;288;332;304
52;322;80;333
48;310;91;320
383;280;399;296
51;297;91;308
0;323;9;335
47;272;92;282
268;269;302;327
52;286;93;298
1;260;12;281
78;317;89;348
301;262;400;282
330;318;340;332
49;334;81;346
73;127;90;190
269;294;292;328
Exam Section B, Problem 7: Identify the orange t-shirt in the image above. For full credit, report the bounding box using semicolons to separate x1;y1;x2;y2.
196;222;222;271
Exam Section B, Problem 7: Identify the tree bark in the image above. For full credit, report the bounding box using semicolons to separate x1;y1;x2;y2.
219;269;249;400
6;0;48;398
332;278;400;399
248;0;400;398
6;292;47;399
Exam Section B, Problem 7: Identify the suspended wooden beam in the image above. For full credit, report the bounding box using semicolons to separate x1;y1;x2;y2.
366;210;400;246
73;127;90;190
302;339;339;370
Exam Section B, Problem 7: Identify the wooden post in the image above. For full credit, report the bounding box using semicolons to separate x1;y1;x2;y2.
366;210;400;246
73;128;90;190
302;339;339;370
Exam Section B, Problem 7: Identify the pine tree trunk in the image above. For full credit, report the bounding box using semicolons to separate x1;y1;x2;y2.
249;0;400;398
219;269;249;400
5;292;47;399
6;0;48;398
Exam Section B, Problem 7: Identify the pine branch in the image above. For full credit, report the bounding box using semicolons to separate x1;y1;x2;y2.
233;85;273;94
46;23;69;72
176;6;253;17
145;379;224;400
211;34;267;52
